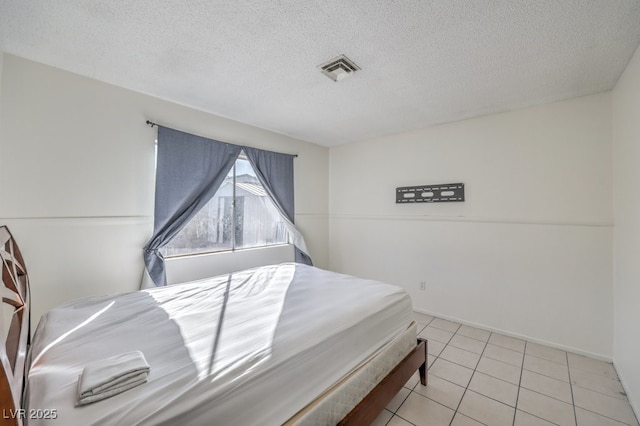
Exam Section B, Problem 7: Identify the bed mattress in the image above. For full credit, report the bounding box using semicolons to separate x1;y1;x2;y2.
289;321;417;425
25;263;414;425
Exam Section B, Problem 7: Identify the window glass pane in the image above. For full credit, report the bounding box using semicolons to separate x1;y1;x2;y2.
234;157;288;250
162;166;234;257
162;153;288;257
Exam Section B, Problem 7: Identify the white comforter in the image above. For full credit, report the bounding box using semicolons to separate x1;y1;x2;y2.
25;263;413;425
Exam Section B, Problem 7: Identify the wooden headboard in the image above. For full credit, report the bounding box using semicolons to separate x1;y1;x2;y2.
0;227;30;426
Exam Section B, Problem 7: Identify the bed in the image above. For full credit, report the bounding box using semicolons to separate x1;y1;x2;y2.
0;226;427;425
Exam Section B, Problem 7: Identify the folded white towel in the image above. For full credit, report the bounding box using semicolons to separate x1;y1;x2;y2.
77;351;150;406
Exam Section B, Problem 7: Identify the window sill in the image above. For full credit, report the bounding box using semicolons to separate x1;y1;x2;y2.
164;243;295;285
163;243;291;260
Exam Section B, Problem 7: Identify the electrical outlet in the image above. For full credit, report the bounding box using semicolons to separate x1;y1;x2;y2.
419;281;426;291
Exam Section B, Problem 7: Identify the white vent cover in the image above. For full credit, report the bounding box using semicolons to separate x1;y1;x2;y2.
318;55;360;82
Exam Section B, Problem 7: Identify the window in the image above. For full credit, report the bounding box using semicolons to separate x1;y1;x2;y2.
162;151;288;257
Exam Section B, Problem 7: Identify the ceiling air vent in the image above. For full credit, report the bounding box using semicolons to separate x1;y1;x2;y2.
318;55;360;82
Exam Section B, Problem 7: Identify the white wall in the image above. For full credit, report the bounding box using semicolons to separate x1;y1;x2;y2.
0;51;3;131
612;44;640;416
0;51;627;367
0;52;3;179
329;93;614;358
0;54;329;326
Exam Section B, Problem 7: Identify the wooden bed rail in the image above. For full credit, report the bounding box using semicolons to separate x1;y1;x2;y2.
338;338;427;425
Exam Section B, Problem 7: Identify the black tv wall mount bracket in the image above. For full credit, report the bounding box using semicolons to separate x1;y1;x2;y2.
396;183;465;203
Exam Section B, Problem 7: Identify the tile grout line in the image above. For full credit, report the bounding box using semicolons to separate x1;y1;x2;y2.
430;320;563;422
518;386;575;409
512;340;526;426
481;352;524;369
387;411;417;426
574;406;639;426
566;351;578;426
386;315;441;426
452;345;630;424
516;350;567;367
447;322;470;426
516;408;562;426
389;392;413;422
611;363;640;426
506;344;575;425
520;364;572;384
571;381;633;401
386;315;439;425
410;314;638;426
561;354;638;407
416;319;470;425
448;328;490;426
515;342;572;425
423;320;464;426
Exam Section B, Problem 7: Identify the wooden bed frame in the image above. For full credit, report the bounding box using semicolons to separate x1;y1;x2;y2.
0;226;426;425
0;227;30;426
338;338;427;425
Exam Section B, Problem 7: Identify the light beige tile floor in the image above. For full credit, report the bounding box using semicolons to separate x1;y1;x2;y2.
372;313;639;426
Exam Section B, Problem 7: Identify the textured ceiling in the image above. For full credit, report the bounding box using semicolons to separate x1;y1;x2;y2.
1;1;640;147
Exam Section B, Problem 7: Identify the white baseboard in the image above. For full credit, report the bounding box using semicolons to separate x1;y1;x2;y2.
614;363;640;424
413;307;613;362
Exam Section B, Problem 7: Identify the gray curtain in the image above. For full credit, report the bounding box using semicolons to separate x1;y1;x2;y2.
143;126;242;286
244;147;312;266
